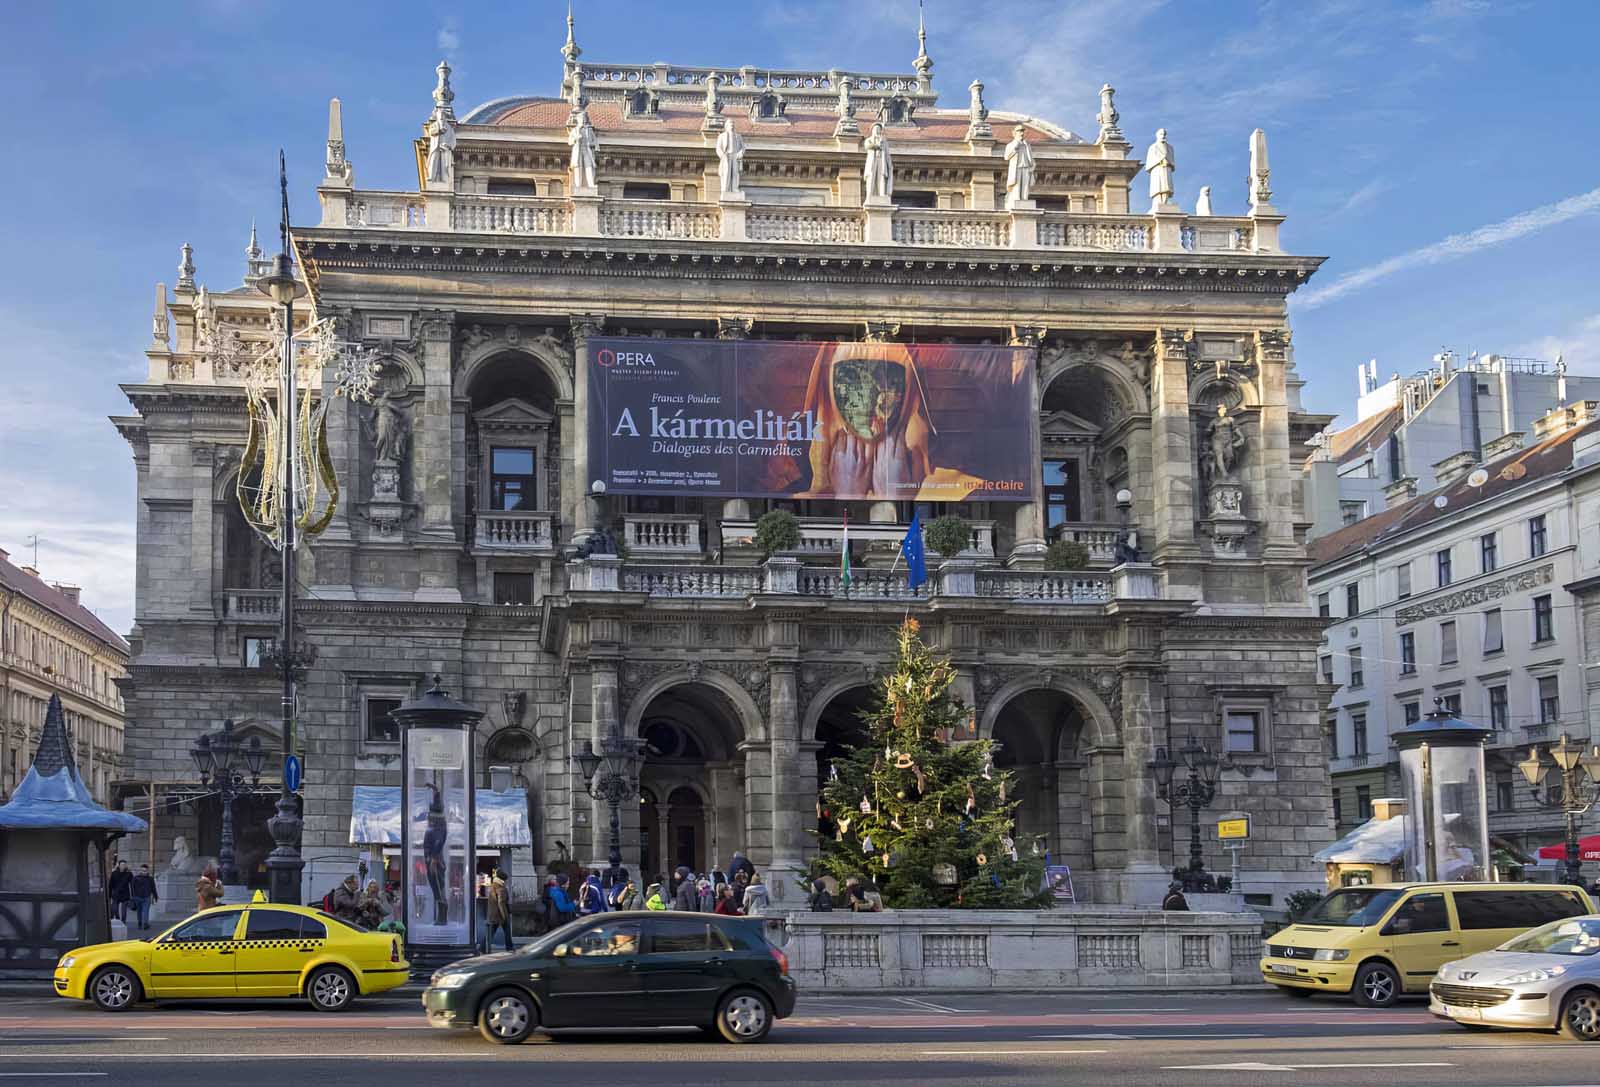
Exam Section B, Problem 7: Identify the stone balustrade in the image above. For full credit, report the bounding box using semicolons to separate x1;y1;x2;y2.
720;518;995;558
621;563;763;598
1054;521;1122;564
474;510;556;552
222;589;280;620
325;188;1274;255
623;514;702;556
975;569;1114;603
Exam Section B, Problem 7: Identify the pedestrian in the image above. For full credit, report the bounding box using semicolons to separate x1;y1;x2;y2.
1162;881;1189;911
331;874;362;922
609;874;639;911
358;879;391;929
195;865;224;911
741;873;770;917
809;877;833;912
644;882;667;910
862;876;885;913
108;861;133;923
731;868;750;909
845;876;869;912
671;867;698;911
696;876;715;912
550;875;578;928
127;864;158;931
714;883;741;916
728;851;755;883
485;870;514;951
579;871;609;915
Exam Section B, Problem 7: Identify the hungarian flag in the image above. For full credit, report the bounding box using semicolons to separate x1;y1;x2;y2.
840;508;853;588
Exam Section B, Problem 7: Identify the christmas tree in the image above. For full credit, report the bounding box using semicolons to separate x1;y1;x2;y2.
811;618;1051;909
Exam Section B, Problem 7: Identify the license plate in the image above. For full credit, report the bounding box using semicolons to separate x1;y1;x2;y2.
1269;963;1298;976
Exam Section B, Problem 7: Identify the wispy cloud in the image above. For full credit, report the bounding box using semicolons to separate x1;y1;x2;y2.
1513;313;1600;374
1331;177;1390;217
1295;186;1600;311
437;20;460;57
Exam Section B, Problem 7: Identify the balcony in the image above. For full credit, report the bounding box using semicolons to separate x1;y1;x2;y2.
623;514;704;558
719;518;996;560
221;589;280;621
1052;522;1123;565
474;510;556;552
323;188;1271;256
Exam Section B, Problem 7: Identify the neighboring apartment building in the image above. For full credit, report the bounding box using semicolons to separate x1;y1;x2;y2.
0;547;128;804
1305;352;1600;539
1309;402;1600;856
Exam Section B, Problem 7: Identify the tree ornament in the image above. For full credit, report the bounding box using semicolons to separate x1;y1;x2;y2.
904;675;914;693
913;765;926;792
981;756;993;781
828;763;839;782
976;852;988;866
966;784;977;814
896;789;907;801
999;779;1007;803
891;816;903;831
932;862;958;885
925;816;935;830
881;851;891;867
860;795;872;814
862;835;874;853
838;816;851;834
1002;836;1018;861
894;752;914;769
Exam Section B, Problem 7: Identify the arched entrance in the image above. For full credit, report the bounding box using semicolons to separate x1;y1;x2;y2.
812;685;875;845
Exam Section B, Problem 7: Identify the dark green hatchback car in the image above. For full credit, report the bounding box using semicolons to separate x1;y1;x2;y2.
422;912;796;1044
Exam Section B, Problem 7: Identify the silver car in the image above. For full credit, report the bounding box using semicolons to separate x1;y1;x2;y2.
1431;915;1600;1039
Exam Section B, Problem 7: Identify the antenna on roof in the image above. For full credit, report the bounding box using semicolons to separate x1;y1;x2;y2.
278;150;291;255
24;534;39;569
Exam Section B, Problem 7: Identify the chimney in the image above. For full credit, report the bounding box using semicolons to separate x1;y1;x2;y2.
1371;798;1406;822
1383;477;1417;508
20;565;40;579
52;583;81;606
1432;450;1478;488
1481;431;1526;461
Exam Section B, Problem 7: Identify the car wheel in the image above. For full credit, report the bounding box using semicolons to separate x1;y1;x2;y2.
1559;989;1600;1041
306;966;356;1013
1352;962;1401;1008
714;988;774;1044
478;988;536;1045
89;966;141;1012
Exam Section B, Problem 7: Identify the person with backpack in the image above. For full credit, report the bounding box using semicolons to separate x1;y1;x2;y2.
578;871;609;915
644;882;667;910
609;875;639;911
809;877;833;912
326;874;362;923
549;875;577;928
484;870;513;951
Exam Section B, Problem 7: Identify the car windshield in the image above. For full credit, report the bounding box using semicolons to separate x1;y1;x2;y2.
1299;888;1407;927
1502;917;1600;956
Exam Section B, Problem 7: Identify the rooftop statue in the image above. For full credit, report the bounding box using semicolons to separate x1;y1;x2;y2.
863;123;894;202
569;109;598;193
715;123;746;197
1004;126;1035;207
1145;128;1176;210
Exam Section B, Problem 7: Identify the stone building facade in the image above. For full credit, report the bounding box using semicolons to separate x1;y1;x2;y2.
0;548;127;804
115;24;1332;907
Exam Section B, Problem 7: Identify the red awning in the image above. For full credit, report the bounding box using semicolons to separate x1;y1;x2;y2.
1536;836;1600;861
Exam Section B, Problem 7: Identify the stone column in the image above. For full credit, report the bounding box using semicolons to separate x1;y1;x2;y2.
767;661;806;897
189;445;215;615
570;315;603;544
1008;326;1048;567
587;654;620;871
415;311;461;601
1150;329;1201;597
1255;329;1296;557
1118;666;1168;905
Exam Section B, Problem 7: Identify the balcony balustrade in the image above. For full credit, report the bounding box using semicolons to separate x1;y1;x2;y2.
222;589;280;621
719;518;995;558
1052;521;1123;564
623;514;703;557
474;510;556;552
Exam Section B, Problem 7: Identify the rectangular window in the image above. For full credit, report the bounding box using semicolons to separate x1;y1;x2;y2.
1340;501;1366;527
242;637;272;669
1317;593;1331;619
1530;514;1549;557
493;572;536;606
1332;791;1344;826
1224;710;1262;754
1539;676;1560;725
1489;685;1509;731
1402;701;1421;726
489;446;538;511
1495;773;1514;813
1483;608;1504;654
1440;621;1458;665
1395;562;1412;601
1346;582;1361;617
1436;548;1453;587
1352;712;1368;757
1454;889;1586;930
1327;717;1339;758
1480;532;1498;573
1440;692;1462;715
1041;459;1080;528
365;697;402;743
1533;595;1554;642
1399;632;1416;675
621;181;671;200
1320;655;1334;684
1348;647;1364;689
1356;785;1373;821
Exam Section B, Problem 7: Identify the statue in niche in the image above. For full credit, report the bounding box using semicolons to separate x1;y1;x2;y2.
1145;128;1176;208
367;385;410;464
568;110;598;192
1204;404;1246;485
1004;125;1035;206
863;123;894;202
715;122;745;197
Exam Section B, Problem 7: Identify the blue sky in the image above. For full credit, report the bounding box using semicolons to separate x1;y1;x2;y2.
2;0;1597;635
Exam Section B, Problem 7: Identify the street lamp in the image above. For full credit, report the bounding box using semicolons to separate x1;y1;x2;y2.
1150;734;1224;892
1518;734;1600;886
190;720;264;885
577;479;615;557
1114;487;1141;563
573;727;645;889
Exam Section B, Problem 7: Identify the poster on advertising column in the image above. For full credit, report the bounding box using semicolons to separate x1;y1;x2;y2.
587;337;1038;502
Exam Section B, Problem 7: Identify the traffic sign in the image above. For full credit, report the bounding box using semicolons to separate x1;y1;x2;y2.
283;754;303;792
1217;814;1250;840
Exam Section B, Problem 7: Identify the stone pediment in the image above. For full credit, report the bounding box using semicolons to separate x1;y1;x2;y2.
473;397;554;433
1039;409;1102;440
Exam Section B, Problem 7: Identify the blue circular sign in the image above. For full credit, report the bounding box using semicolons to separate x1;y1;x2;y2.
283;754;303;793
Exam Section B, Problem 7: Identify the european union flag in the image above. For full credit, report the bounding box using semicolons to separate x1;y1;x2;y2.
902;510;928;591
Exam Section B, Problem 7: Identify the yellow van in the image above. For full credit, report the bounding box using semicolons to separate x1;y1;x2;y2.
1261;882;1594;1006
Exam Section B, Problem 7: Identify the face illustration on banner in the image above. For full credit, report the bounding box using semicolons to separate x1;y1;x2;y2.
805;343;934;499
833;358;906;440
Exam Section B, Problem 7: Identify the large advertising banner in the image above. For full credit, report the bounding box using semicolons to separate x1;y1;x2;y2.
588;337;1037;503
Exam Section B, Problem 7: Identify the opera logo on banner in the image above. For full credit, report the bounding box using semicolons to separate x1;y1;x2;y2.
587;337;1038;503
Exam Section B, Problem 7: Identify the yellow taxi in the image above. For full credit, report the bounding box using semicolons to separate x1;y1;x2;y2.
54;896;409;1012
1261;882;1594;1006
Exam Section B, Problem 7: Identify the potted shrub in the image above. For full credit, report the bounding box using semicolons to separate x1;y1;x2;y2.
925;515;971;559
754;510;802;558
1043;539;1091;570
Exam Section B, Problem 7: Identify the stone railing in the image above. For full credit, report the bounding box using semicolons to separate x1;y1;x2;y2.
324;189;1279;255
620;563;762;598
747;206;864;243
1054;522;1122;564
474;510;556;551
891;210;1011;248
780;909;1264;991
975;569;1113;603
451;195;571;235
623;514;703;556
222;589;280;621
720;518;995;558
599;199;721;240
798;568;925;600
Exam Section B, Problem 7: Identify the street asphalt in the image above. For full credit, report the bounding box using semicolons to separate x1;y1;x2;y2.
5;985;1600;1085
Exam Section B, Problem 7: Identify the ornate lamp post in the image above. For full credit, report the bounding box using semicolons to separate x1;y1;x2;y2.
1150;734;1223;892
572;727;644;889
1518;734;1600;886
190;720;265;885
